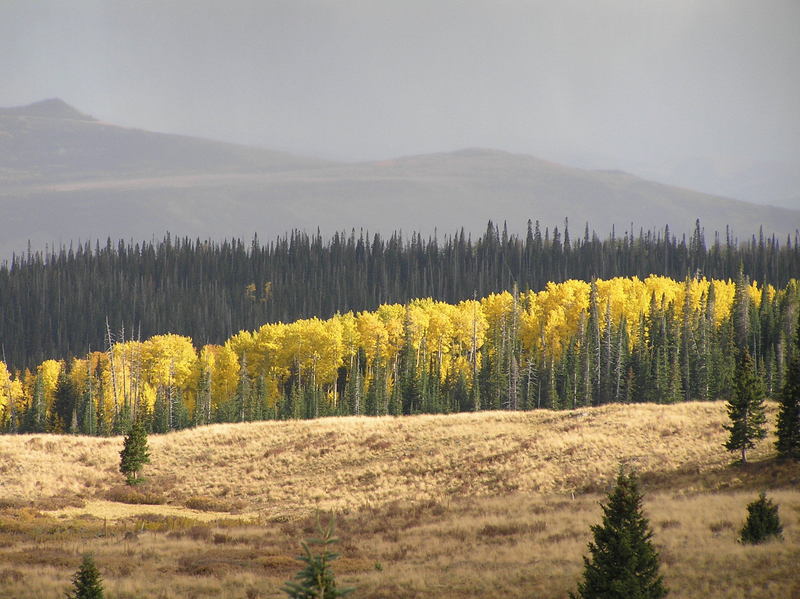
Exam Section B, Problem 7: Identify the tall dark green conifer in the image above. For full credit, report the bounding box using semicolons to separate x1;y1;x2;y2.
21;372;46;433
571;467;667;599
724;349;767;463
119;419;151;485
51;367;78;433
775;313;800;459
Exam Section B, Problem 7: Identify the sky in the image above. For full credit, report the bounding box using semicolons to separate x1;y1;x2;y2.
2;0;799;205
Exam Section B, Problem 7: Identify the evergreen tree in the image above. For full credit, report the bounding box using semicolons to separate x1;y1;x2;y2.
151;388;169;433
79;378;96;436
775;313;800;459
119;419;151;485
66;554;104;599
51;367;78;433
724;349;767;463
171;389;189;430
21;372;46;433
195;367;212;426
571;467;667;599
740;492;783;544
282;516;354;599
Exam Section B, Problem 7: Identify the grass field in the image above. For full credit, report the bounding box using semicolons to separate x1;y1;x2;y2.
1;402;798;598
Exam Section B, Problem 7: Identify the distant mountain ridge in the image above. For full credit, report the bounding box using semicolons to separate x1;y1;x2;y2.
0;99;797;258
0;97;96;121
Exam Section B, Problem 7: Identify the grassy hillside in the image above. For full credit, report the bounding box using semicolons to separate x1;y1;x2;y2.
1;402;798;598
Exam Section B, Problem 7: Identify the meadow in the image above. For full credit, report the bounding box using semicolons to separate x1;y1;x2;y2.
1;401;798;598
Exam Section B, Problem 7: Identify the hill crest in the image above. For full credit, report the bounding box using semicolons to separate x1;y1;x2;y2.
0;98;95;121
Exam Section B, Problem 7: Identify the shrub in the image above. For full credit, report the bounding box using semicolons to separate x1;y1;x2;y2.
740;492;783;545
106;485;166;505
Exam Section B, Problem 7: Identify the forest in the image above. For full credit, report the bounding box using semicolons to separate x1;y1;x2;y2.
1;272;797;435
1;219;798;371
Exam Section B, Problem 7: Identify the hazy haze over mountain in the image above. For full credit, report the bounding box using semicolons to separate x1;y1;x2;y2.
1;100;797;259
1;1;798;225
3;2;799;193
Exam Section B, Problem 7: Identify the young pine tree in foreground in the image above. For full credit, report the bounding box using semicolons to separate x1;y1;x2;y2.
283;515;354;599
724;349;767;464
119;419;150;485
571;467;668;599
66;554;104;599
740;492;783;544
775;313;800;460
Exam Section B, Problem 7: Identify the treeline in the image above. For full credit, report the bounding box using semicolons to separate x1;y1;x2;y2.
1;219;798;370
1;274;797;435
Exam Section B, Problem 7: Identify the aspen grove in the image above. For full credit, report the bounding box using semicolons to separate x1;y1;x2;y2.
1;274;797;435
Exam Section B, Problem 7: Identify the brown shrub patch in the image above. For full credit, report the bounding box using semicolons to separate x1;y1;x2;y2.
33;494;86;511
479;520;547;538
709;520;735;535
0;569;24;584
107;485;167;505
184;495;245;513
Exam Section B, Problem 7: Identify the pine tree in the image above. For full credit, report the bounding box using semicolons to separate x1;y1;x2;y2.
151;388;169;433
775;313;800;459
22;372;46;433
51;367;78;433
80;378;96;436
571;467;668;599
119;419;151;485
282;516;354;599
724;349;767;463
66;554;104;599
740;492;783;544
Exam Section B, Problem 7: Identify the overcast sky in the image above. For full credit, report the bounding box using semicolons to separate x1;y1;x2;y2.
2;1;799;202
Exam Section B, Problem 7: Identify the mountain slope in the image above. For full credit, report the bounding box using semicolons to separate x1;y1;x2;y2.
1;101;797;258
0;98;332;186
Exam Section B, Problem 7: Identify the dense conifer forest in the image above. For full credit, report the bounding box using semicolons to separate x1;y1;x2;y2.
1;219;798;370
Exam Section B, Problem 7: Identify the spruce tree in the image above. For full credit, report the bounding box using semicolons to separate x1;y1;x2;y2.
119;419;151;485
724;349;767;463
282;516;354;599
51;368;78;433
21;372;46;433
775;313;800;459
66;554;104;599
571;467;668;599
740;492;783;544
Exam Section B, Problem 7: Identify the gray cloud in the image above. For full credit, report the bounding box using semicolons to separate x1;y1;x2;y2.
1;0;799;204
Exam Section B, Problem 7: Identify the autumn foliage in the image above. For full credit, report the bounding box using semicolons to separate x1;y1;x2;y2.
0;275;797;433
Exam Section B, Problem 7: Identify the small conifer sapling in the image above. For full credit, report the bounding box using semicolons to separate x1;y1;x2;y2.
66;553;104;599
740;492;783;544
282;515;354;599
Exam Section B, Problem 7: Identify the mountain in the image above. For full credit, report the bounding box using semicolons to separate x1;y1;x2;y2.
0;97;96;121
1;100;797;258
0;98;331;185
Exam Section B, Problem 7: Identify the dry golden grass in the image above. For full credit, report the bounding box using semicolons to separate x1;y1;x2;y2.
1;402;798;598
